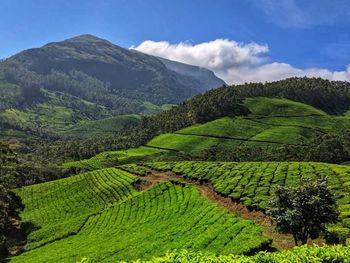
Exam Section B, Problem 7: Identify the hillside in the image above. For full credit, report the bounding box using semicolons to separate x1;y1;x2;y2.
8;161;350;262
3;77;350;262
65;94;350;169
157;57;225;91
10;168;268;262
146;97;349;153
0;35;224;139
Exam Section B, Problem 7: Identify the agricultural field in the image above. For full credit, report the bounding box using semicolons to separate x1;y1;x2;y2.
63;146;167;170
144;161;350;230
243;97;327;116
62;97;350;170
15;168;138;249
147;133;242;154
10;168;269;262
142;102;175;115
145;97;350;152
61;114;141;138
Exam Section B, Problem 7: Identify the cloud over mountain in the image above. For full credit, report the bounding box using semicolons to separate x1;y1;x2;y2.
133;39;350;84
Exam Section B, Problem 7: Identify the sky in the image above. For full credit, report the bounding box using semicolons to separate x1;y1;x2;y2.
1;0;350;84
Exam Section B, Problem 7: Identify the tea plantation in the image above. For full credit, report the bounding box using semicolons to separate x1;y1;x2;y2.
146;97;350;152
63;146;167;170
9;168;269;262
144;161;350;229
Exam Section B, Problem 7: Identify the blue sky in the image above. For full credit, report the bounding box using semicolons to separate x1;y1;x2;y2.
1;0;350;83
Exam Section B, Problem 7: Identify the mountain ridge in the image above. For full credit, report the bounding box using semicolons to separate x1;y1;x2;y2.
0;34;225;139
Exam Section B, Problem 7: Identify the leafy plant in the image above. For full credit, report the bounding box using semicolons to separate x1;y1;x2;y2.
267;178;339;245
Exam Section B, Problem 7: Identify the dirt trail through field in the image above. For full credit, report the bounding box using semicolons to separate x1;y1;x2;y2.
135;169;323;251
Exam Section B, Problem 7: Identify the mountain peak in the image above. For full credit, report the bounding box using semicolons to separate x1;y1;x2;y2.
43;34;112;48
65;34;109;43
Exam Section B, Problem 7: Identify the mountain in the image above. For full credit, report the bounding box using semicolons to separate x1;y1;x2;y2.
3;34;224;104
0;34;225;139
157;57;225;91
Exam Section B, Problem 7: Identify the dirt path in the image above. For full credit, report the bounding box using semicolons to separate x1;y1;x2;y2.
135;169;323;251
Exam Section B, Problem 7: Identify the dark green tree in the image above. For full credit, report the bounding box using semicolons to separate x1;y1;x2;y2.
266;178;339;246
0;142;24;259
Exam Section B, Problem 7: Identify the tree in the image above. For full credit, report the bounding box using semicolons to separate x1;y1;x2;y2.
0;185;24;258
0;143;24;259
266;178;339;246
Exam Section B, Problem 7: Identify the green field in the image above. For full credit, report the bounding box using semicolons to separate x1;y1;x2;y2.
145;97;350;152
15;168;138;249
144;161;350;229
63;146;167;170
10;168;269;262
61;114;141;137
243;97;327;116
65;97;350;170
142;102;175;115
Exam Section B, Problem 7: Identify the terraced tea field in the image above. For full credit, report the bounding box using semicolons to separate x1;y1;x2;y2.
146;97;350;153
15;168;138;249
143;161;350;229
64;97;350;170
63;146;167;170
61;114;142;138
10;167;269;262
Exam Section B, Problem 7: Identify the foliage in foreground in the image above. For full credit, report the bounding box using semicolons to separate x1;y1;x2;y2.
0;142;24;259
127;245;350;263
267;178;339;245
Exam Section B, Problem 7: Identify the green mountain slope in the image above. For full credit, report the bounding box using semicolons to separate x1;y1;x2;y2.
146;97;349;154
64;96;350;169
157;57;226;91
63;79;350;167
0;35;224;140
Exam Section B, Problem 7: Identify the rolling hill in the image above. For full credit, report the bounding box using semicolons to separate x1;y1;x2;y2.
3;77;350;262
146;97;349;152
65;95;350;169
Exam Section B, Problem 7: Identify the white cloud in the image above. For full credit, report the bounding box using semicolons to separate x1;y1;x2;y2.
132;39;268;73
132;39;350;84
223;63;350;84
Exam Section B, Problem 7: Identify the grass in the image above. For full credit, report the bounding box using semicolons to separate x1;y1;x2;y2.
142;102;175;115
62;96;350;170
70;97;350;168
178;117;268;139
63;146;167;170
147;133;243;153
345;108;350;117
15;168;138;249
144;161;350;229
143;97;350;153
62;114;141;138
247;126;311;145
10;169;269;262
243;97;327;116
